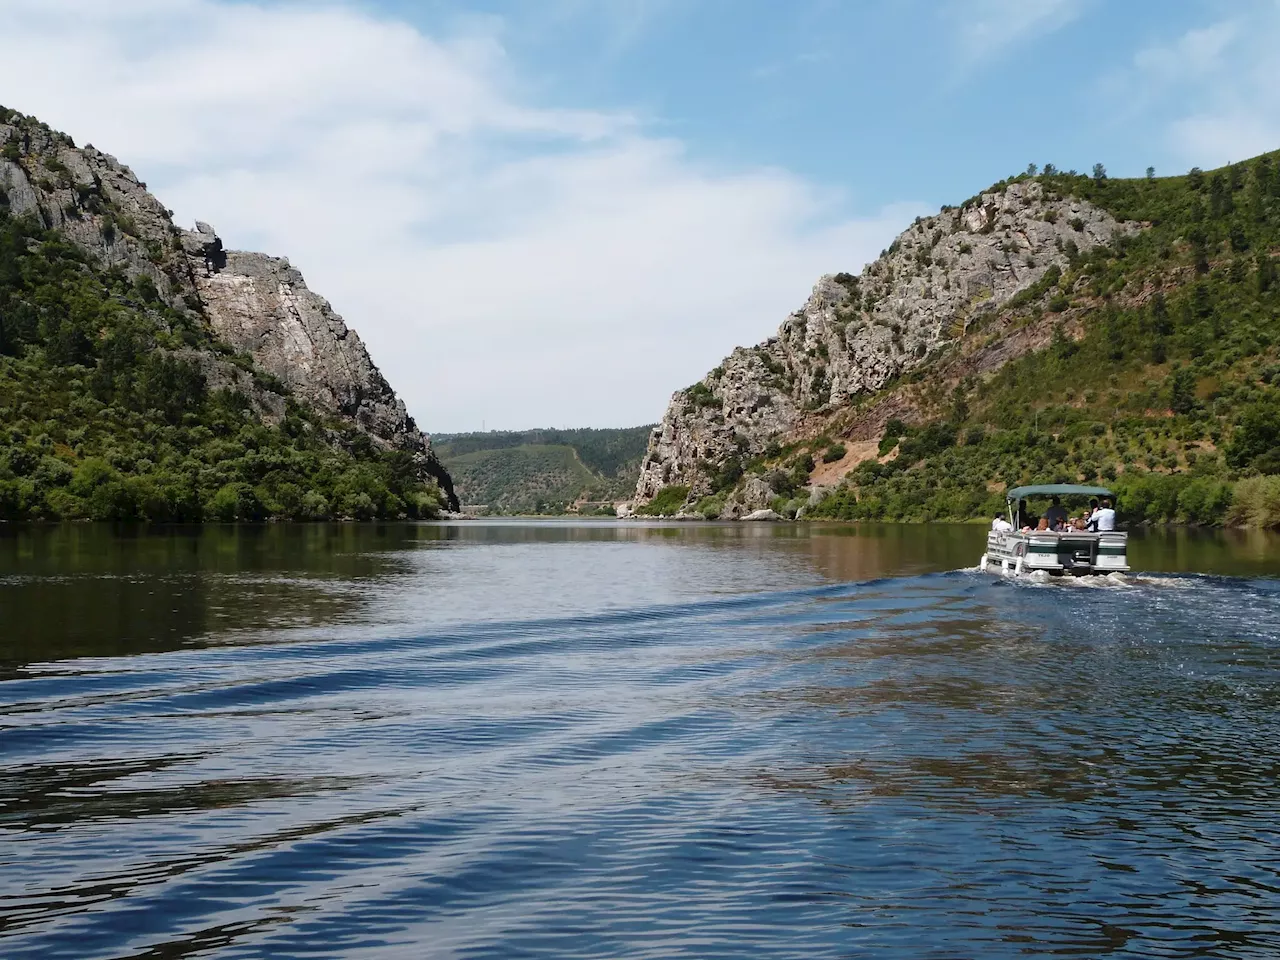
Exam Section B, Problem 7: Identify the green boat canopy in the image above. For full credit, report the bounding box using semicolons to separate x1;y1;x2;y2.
1006;484;1115;501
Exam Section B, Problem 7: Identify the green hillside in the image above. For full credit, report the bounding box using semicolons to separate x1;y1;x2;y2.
436;426;652;514
0;209;444;522
804;156;1280;526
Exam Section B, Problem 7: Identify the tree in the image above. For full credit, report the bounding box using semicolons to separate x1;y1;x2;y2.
1146;166;1156;180
1092;163;1107;182
1258;252;1276;294
1026;163;1038;176
1168;368;1197;415
1149;291;1172;336
1043;163;1057;176
951;383;970;424
1051;323;1077;361
1226;403;1280;470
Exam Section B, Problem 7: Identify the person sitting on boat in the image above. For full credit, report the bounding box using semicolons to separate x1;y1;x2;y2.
992;514;1013;533
1036;518;1051;531
1044;496;1068;531
1070;517;1088;531
1017;499;1037;529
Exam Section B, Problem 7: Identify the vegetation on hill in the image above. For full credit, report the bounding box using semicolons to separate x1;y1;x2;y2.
637;154;1280;527
798;155;1280;526
0;209;445;521
435;426;651;514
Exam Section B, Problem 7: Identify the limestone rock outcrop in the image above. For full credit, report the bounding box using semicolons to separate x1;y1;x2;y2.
634;180;1134;508
0;108;457;508
181;225;429;451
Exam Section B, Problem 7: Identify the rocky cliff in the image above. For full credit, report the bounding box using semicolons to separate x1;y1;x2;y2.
634;179;1135;514
0;107;456;508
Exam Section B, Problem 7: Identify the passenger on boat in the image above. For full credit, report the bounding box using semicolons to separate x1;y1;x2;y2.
992;515;1014;532
1044;496;1068;530
1093;498;1116;531
1016;499;1037;529
1036;518;1051;531
1070;517;1088;531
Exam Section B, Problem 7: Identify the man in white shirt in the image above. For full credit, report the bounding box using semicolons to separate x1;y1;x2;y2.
1092;498;1116;531
992;515;1014;533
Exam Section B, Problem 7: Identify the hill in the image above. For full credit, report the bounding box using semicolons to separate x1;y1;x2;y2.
634;157;1280;527
0;105;456;521
435;426;652;513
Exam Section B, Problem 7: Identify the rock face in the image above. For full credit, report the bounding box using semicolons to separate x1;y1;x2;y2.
0;108;457;508
181;225;438;454
635;180;1134;507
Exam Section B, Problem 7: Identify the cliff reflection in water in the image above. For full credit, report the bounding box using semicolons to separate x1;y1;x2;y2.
4;521;1278;677
2;521;1279;958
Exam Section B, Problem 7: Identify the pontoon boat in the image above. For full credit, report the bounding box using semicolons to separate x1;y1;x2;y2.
980;484;1129;578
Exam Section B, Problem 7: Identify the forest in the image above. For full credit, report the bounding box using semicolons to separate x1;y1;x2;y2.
0;209;445;521
435;426;651;513
801;155;1280;526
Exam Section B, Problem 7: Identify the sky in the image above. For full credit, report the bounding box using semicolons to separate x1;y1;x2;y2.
2;0;1279;432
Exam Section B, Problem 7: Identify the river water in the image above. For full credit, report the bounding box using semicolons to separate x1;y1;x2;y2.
2;521;1279;959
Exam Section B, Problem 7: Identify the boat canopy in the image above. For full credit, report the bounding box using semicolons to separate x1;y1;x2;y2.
1005;484;1115;501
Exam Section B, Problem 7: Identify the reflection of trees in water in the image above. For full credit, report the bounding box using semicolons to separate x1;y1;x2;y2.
3;752;367;831
793;524;984;582
5;522;1276;673
1130;525;1280;575
0;524;437;670
432;521;987;583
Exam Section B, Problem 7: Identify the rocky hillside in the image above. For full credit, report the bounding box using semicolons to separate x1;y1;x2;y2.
635;158;1280;526
0;105;456;519
636;181;1129;512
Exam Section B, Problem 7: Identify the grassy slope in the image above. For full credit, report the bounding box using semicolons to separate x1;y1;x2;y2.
0;210;444;521
436;426;652;513
444;445;602;513
750;156;1280;526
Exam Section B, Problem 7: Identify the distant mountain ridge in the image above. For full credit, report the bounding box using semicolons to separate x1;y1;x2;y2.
436;426;652;514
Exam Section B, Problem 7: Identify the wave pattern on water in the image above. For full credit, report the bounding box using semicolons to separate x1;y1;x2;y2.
3;562;1280;959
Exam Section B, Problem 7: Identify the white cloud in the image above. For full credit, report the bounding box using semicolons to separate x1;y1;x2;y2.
950;0;1086;62
1131;20;1238;84
0;0;915;431
1125;4;1280;168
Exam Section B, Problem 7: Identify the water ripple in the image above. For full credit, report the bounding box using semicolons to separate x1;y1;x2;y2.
3;532;1280;958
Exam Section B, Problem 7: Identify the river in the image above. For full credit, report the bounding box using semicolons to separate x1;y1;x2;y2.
2;521;1279;958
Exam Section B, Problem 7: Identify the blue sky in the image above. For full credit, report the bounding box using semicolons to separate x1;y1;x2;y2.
3;0;1279;430
368;0;1275;202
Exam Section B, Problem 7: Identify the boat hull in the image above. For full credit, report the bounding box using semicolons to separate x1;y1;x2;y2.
981;530;1129;577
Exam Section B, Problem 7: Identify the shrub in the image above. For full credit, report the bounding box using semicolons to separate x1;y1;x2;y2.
822;443;847;463
694;494;725;519
685;381;722;410
1226;403;1280;470
638;484;690;516
1227;475;1280;528
1176;478;1233;525
207;482;264;522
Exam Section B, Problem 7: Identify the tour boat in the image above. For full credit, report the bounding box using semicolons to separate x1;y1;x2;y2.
980;484;1129;578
